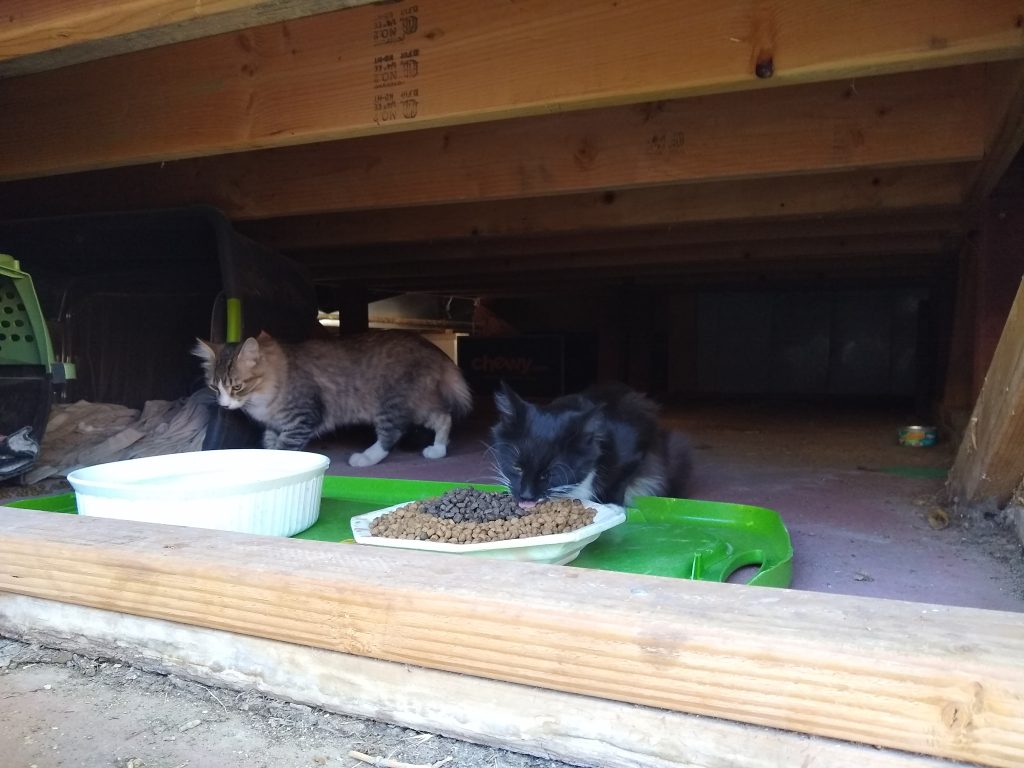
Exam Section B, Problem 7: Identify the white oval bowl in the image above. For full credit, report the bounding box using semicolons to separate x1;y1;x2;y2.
67;449;329;537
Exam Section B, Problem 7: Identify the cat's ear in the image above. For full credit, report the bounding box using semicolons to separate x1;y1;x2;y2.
236;336;262;370
579;405;606;445
257;330;273;342
192;339;219;372
494;381;527;421
192;338;217;360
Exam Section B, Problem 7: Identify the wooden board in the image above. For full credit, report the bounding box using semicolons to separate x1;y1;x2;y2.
967;60;1024;206
0;0;1021;181
298;233;950;282
1;506;1023;767
242;209;965;252
234;164;973;246
0;593;967;768
352;257;951;296
0;64;995;217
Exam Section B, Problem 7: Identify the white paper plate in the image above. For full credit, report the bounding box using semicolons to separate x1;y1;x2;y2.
351;498;626;565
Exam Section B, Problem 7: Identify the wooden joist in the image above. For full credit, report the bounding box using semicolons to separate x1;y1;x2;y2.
0;0;1021;181
240;164;972;247
1;507;1023;767
345;257;950;296
296;233;950;282
967;60;1024;206
0;0;377;77
0;64;996;217
242;209;964;252
279;216;958;293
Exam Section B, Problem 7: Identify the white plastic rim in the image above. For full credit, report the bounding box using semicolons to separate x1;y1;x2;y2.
350;500;626;565
67;449;330;537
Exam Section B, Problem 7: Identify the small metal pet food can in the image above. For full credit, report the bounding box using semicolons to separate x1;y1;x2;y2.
898;425;937;447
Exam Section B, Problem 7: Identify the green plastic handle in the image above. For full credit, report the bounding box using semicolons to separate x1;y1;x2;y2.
226;297;242;343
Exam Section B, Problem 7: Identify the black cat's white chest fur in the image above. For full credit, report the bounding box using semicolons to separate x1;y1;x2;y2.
490;382;691;506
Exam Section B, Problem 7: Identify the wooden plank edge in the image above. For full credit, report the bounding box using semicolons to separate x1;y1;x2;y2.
0;1;379;78
0;593;964;768
1;507;1023;766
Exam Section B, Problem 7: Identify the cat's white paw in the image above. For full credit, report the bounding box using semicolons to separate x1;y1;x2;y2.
349;442;388;467
422;444;447;460
349;452;380;467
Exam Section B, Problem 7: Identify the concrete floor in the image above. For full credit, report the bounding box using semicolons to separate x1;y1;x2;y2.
310;399;1024;612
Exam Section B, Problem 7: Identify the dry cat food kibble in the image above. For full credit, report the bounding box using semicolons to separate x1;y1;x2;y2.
369;488;596;543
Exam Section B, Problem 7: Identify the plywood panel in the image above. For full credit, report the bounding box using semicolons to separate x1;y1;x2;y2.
0;0;1021;181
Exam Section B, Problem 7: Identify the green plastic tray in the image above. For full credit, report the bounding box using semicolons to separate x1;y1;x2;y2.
7;475;793;587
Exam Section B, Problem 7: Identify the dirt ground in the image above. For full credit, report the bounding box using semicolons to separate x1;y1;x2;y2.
0;640;576;768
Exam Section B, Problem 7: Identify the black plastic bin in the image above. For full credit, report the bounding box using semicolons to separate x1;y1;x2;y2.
0;206;320;452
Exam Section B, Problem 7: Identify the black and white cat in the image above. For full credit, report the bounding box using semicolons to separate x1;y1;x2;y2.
490;381;692;506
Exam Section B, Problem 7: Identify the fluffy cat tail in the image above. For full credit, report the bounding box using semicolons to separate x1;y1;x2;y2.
442;365;474;419
664;430;694;498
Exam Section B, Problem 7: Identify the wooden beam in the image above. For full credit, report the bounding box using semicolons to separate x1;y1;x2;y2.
0;1;377;78
293;230;955;294
345;257;950;296
0;0;1022;181
967;60;1024;206
243;209;964;252
948;273;1024;509
0;64;995;216
2;507;1022;767
0;594;961;768
297;233;950;280
244;164;974;245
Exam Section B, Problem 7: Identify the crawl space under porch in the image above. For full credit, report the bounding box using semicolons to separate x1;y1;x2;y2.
1;3;1024;767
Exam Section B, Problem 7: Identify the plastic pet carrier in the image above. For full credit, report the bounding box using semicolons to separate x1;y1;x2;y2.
0;254;74;480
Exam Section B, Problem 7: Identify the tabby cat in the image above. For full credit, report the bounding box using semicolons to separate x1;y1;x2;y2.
490;381;692;506
194;330;472;466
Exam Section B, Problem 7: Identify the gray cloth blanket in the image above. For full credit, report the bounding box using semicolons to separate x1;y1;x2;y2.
23;389;214;483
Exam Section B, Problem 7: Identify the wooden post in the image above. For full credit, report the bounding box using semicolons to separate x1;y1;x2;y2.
940;243;979;433
971;199;1024;401
948;271;1024;509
